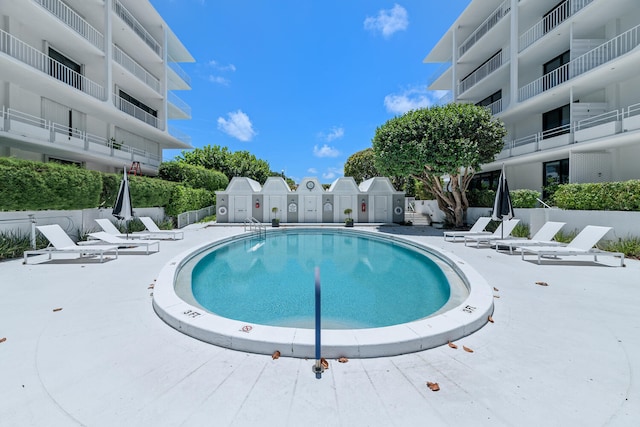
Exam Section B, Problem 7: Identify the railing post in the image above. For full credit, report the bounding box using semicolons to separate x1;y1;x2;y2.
29;214;36;249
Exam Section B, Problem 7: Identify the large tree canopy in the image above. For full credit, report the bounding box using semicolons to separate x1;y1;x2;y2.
372;103;506;226
176;145;272;184
344;147;415;196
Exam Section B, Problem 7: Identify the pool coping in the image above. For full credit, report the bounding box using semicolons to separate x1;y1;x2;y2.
152;228;495;358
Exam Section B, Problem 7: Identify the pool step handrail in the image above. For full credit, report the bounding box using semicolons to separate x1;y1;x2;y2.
244;217;266;239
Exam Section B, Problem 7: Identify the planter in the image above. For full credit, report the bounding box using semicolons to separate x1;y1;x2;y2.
345;220;354;227
272;219;280;227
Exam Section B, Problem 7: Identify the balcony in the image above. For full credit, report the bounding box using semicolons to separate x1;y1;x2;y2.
112;0;161;57
497;101;640;161
459;0;512;58
0;29;105;101
168;91;192;119
519;0;594;52
168;54;191;89
113;93;159;129
459;51;506;94
113;45;161;93
518;23;640;102
0;106;161;169
486;98;503;115
34;0;104;52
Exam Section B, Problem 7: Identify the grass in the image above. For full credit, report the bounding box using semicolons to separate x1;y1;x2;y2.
0;230;48;261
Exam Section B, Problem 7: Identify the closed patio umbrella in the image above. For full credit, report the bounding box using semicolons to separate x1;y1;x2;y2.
492;164;515;239
112;167;134;237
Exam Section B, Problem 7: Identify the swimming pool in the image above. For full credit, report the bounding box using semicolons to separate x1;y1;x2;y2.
153;228;494;358
190;230;452;329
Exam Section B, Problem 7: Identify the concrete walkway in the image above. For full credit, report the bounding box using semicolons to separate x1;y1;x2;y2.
1;223;638;427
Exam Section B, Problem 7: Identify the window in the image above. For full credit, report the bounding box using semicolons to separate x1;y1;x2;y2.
461;51;502;82
543;159;569;198
470;170;502;191
543;0;570;34
118;90;157;126
476;90;502;107
543;50;570;90
542;104;570;139
48;48;82;90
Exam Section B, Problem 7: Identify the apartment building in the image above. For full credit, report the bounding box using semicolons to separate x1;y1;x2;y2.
425;0;640;194
0;0;194;175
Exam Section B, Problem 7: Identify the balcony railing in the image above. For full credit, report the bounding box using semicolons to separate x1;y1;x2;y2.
34;0;104;51
112;0;161;57
459;0;511;57
500;102;640;158
168;54;191;87
168;91;192;118
113;94;159;128
486;98;503;115
518;23;640;102
169;125;192;146
113;45;160;93
519;0;594;52
459;51;505;94
1;106;161;166
0;29;106;101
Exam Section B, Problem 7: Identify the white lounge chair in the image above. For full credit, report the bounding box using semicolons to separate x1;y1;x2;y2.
492;221;566;254
464;219;521;247
518;225;624;267
24;224;118;264
443;217;492;241
139;217;184;240
83;232;160;255
94;218;150;240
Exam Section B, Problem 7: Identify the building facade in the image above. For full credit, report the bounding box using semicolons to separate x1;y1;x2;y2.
0;0;193;175
425;0;640;194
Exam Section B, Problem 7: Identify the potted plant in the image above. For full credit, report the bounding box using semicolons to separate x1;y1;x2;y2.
271;207;280;227
344;208;354;227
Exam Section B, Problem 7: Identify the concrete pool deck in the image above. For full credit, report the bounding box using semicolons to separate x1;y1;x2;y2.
1;223;639;426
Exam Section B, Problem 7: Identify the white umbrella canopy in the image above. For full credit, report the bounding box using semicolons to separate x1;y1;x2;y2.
492;164;515;239
112;167;134;234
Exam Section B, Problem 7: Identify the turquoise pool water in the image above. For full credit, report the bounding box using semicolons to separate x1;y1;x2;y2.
191;230;451;329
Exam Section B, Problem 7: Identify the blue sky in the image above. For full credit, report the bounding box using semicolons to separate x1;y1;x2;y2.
150;0;470;184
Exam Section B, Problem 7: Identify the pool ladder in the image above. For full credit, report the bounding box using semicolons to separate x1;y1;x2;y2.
244;217;266;239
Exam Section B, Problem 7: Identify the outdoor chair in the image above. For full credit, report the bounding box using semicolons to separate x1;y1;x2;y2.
463;219;521;247
24;224;118;264
443;217;492;241
95;218;150;240
83;232;160;255
138;217;184;240
492;221;566;254
518;225;624;267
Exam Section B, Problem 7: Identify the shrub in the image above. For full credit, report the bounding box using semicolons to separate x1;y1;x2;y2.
159;161;228;191
553;180;640;211
467;189;495;207
165;185;216;218
511;189;540;208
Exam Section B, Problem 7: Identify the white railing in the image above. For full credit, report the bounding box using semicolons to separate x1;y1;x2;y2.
486;98;503;115
177;206;216;229
113;45;160;93
625;102;640;119
519;0;594;52
112;0;161;57
459;51;505;94
113;94;159;128
34;0;104;51
168;91;192;118
168;55;191;87
2;106;161;166
459;0;511;57
426;58;452;87
168;126;192;145
0;29;106;101
519;23;640;102
512;133;539;148
575;110;621;131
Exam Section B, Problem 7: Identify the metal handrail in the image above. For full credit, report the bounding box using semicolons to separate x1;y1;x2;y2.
243;217;266;238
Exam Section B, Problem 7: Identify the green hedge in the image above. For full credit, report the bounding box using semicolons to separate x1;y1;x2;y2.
511;189;540;208
0;158;102;210
553;180;640;211
159;161;228;191
0;158;215;215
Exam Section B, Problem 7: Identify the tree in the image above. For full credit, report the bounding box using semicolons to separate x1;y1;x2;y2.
344;148;415;196
372;103;506;227
176;145;272;184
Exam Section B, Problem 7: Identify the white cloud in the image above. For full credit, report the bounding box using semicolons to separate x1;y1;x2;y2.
384;89;449;114
364;4;408;38
208;75;229;85
326;127;344;142
208;60;236;72
322;167;343;180
307;167;318;174
313;144;340;158
217;110;257;142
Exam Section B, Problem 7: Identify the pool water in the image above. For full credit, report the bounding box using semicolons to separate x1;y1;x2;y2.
191;230;451;329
